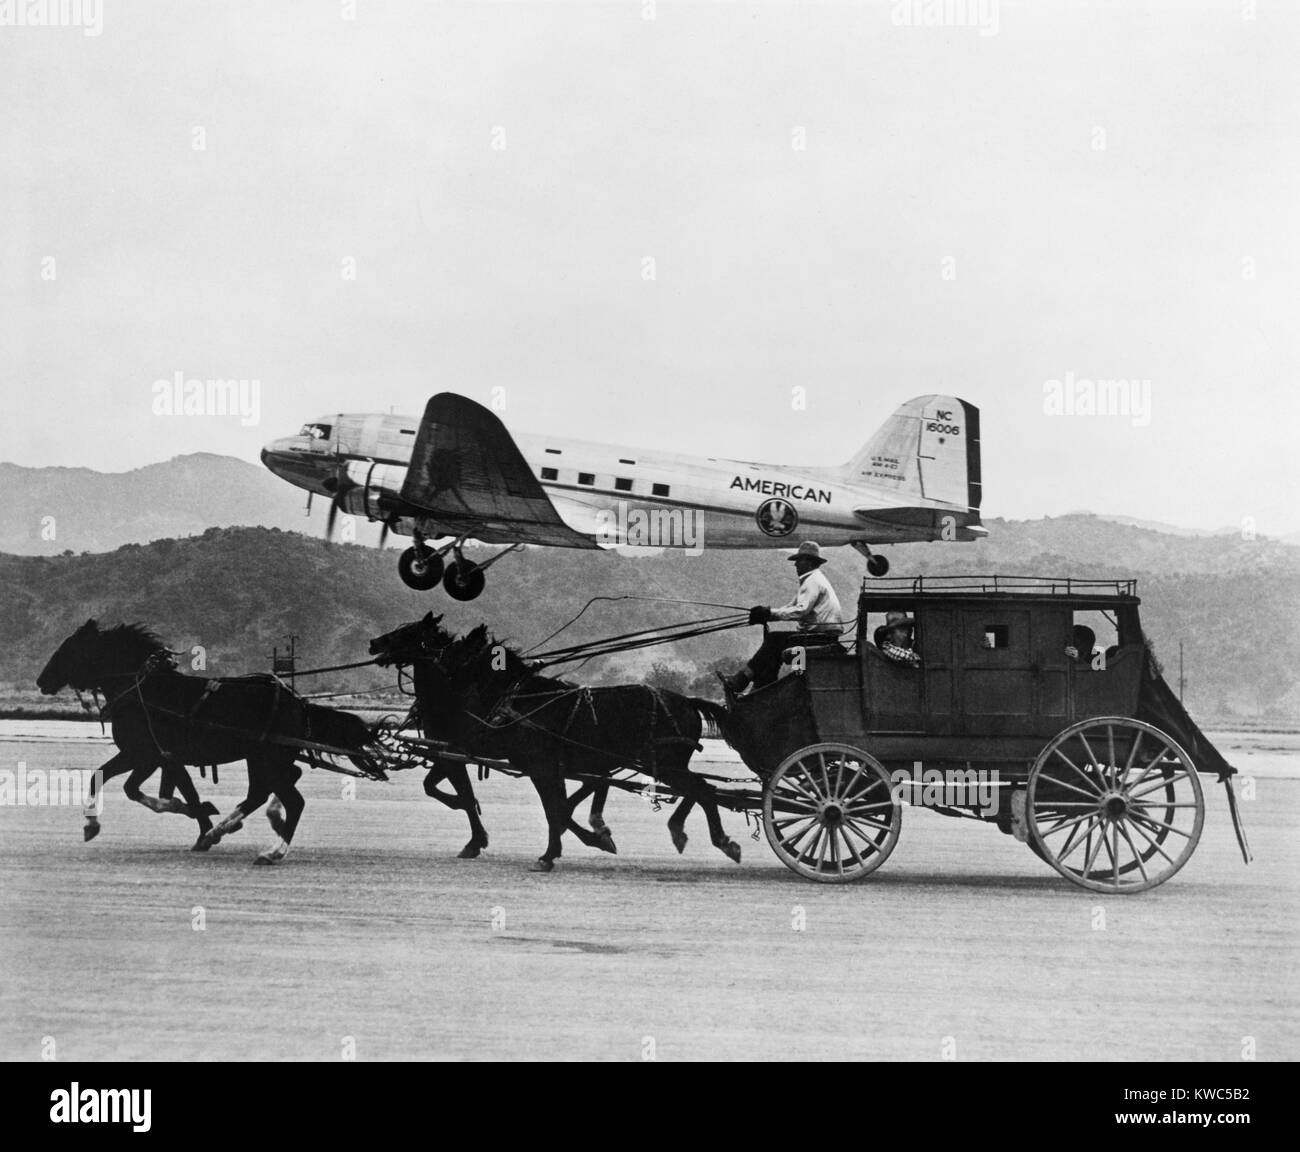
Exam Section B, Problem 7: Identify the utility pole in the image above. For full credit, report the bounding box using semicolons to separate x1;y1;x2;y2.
271;634;298;689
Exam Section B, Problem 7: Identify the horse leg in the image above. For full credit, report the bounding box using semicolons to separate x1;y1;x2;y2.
128;761;218;850
256;763;303;866
422;760;467;810
444;763;489;859
528;769;568;873
563;780;616;854
82;752;135;841
199;760;267;850
688;780;741;863
667;796;695;855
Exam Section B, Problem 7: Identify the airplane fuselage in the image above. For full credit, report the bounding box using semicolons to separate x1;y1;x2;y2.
262;410;977;550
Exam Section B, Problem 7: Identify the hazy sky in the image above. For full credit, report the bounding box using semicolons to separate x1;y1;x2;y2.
3;0;1298;535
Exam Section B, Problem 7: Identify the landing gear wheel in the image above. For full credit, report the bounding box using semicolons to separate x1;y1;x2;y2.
762;742;901;882
398;547;444;591
443;559;486;601
1026;717;1204;894
866;554;889;577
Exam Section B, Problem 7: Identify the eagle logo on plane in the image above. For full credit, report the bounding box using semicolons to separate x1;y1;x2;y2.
756;498;798;537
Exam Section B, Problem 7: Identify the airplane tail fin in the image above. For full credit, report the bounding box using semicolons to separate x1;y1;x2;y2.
841;395;981;514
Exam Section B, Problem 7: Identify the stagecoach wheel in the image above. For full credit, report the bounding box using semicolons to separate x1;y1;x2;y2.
762;742;901;883
1026;717;1204;895
443;559;486;602
398;547;444;591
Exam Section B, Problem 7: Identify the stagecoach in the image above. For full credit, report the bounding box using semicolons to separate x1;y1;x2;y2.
721;575;1252;892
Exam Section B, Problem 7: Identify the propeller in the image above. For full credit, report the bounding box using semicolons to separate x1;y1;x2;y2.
321;462;358;542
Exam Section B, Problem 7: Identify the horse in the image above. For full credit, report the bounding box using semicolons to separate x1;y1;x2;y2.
434;624;740;873
36;620;385;864
368;612;617;858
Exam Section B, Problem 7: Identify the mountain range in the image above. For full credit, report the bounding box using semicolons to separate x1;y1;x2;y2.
3;454;1297;722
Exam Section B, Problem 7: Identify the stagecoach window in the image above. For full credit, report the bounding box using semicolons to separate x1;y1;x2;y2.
540;467;558;481
578;472;595;486
652;482;670;497
983;624;1009;649
614;477;633;491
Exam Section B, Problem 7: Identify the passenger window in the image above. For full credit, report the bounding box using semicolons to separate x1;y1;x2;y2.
983;625;1009;649
1071;610;1118;667
578;472;595;486
652;482;670;497
540;467;558;481
614;477;633;492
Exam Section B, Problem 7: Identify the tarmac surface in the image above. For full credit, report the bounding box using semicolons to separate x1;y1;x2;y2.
1;732;1295;1061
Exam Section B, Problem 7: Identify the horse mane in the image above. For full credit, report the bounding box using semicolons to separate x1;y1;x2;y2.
95;622;176;669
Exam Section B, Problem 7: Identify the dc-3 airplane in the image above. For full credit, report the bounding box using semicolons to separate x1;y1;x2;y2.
260;392;985;600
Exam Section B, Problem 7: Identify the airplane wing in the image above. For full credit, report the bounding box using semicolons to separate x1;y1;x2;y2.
399;393;601;548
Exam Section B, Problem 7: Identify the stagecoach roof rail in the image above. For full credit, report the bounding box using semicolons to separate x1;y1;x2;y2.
860;574;1138;598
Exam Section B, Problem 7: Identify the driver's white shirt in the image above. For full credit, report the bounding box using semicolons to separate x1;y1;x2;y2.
769;568;843;631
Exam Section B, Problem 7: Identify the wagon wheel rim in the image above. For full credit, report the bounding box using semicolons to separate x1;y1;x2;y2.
1027;718;1204;894
762;743;901;883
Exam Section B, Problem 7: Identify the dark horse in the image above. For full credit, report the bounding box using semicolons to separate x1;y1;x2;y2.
37;620;383;863
368;612;617;859
435;624;740;873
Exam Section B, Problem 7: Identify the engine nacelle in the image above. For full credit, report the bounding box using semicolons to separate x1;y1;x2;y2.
334;460;403;523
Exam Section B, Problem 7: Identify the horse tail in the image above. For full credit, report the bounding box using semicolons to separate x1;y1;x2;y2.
689;698;732;745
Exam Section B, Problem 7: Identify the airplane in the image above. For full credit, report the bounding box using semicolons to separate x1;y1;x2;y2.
260;392;985;600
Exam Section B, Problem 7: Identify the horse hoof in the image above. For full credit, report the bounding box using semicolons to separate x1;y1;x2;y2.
594;830;618;855
722;840;742;864
670;830;688;855
83;823;100;843
457;845;482;859
191;836;211;853
201;802;220;818
253;853;279;866
529;858;555;873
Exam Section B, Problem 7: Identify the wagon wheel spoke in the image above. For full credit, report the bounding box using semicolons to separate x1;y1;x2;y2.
1051;814;1092;863
841;816;888;853
1116;728;1144;786
1048;753;1103;796
1033;771;1104;802
1038;808;1101;842
1128;811;1194;839
1128;768;1193;800
1116;821;1150;884
1124;815;1177;868
842;795;896;815
839;768;882;804
836;828;868;871
772;814;819;836
1075;730;1104;786
1056;815;1104;866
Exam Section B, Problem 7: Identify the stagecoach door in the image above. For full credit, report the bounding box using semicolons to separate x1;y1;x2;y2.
957;606;1068;737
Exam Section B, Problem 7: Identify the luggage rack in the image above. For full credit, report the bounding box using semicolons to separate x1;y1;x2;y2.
861;574;1138;598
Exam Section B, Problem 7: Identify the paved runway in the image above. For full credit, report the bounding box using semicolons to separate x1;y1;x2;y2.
1;735;1295;1061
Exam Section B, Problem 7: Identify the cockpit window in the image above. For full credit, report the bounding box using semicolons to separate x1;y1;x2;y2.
299;424;332;440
